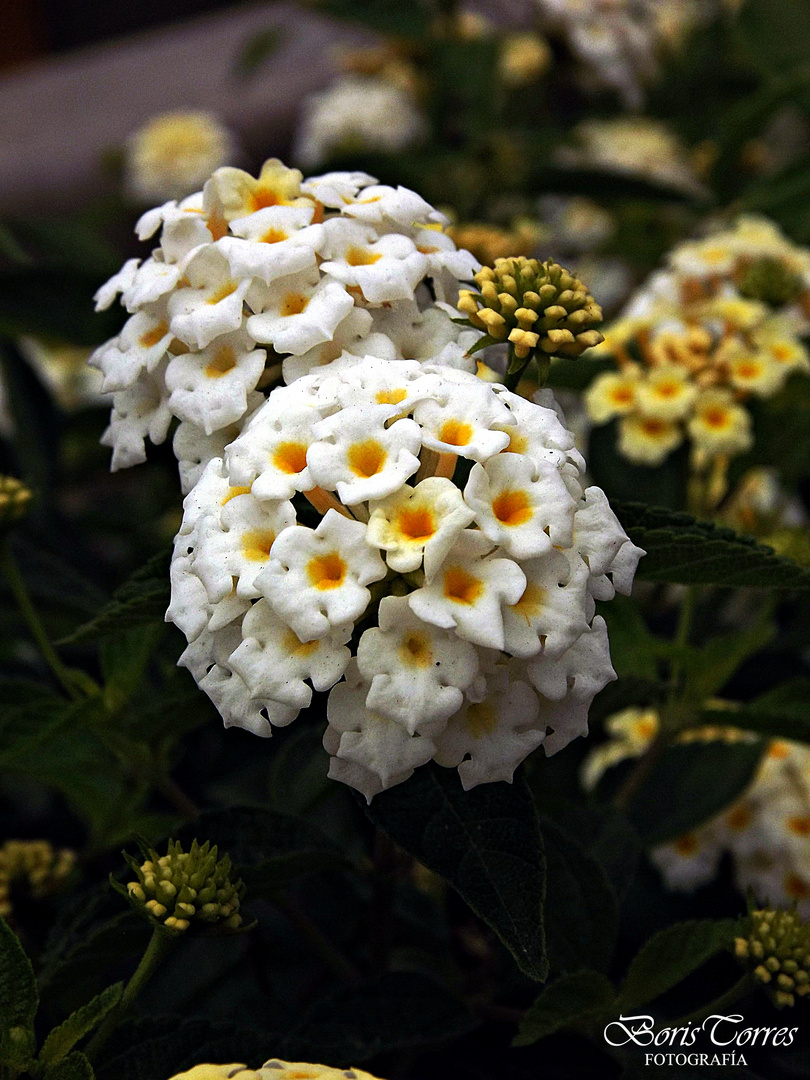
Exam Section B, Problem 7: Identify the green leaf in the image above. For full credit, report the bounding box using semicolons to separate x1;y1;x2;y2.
541;818;618;975
58;550;171;646
736;0;810;74
700;678;810;744
598;595;670;681
0;916;37;1067
615;739;765;845
365;764;548;981
617;919;738;1011
278;972;473;1063
683;615;775;704
0;270;123;345
38;983;122;1067
314;0;432;37
173;806;345;892
513;969;616;1047
612;501;810;588
42;1051;94;1080
100;625;164;713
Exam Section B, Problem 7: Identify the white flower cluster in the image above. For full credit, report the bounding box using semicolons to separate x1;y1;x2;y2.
168;359;642;799
293;75;427;171
535;0;715;109
90;159;479;492
583;710;810;918
585;217;810;466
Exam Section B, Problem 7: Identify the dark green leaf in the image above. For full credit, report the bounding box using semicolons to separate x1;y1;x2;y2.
39;983;122;1067
365;764;548;981
700;678;810;744
513;969;616;1047
314;0;431;37
0;271;122;345
278;972;473;1062
58;550;171;646
174;806;345;892
684;615;775;704
0;916;37;1063
97;1017;273;1080
100;625;164;713
598;595;670;681
612;502;810;588
541;818;618;975
617;919;738;1011
616;739;765;845
42;1051;94;1080
736;0;810;74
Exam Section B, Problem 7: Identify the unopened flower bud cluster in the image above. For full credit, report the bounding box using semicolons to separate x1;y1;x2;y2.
585;217;810;466
735;907;810;1008
90;158;479;491
124;839;244;933
0;476;33;528
583;710;810;916
0;839;75;919
171;1062;382;1080
458;257;604;361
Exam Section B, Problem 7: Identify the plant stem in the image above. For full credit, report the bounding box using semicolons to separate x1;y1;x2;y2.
612;732;667;810
1;537;80;700
669;971;758;1029
85;927;177;1062
369;827;398;975
274;895;362;986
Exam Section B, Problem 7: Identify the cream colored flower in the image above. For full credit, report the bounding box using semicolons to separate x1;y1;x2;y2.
688;388;752;456
617;413;683;465
125;111;233;204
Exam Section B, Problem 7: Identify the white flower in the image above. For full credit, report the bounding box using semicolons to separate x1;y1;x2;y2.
256;509;387;641
165;330;266;434
463;452;576;559
408;530;526;651
228;598;351;714
246;269;354;356
306;404;422;505
502;548;591;660
325;660;437;802
294;76;427;170
343;183;444;230
300;170;377;208
356;596;479;733
173;396;262;495
433;668;543;790
100;361;172;470
218;205;323;285
573;486;645;595
413;378;512;460
94;259;140;312
366;476;475;578
318;218;428;304
90;309;173;393
125;111;234;204
168;246;251;349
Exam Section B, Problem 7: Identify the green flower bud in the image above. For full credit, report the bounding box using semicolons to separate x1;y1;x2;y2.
0;476;33;530
735;907;810;1008
458;257;603;361
120;838;246;935
736;255;805;308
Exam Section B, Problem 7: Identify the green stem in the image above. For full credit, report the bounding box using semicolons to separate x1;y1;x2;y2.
669;971;758;1029
85;927;177;1062
1;537;80;700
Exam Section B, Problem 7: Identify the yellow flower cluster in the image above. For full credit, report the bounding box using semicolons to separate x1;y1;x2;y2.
735;908;810;1008
0;476;33;528
458;257;603;361
0;839;74;919
169;1061;383;1080
586;296;808;466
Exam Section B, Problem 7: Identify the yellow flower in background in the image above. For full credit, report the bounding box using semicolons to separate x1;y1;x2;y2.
584;367;641;423
687;388;752;457
499;34;552;86
0;840;75;919
168;1061;384;1079
125;111;234;204
635;364;697;420
618;413;683;465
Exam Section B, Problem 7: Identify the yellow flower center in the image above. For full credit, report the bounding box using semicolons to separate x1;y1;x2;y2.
376;388;408;405
443;566;483;605
788;815;810;837
465;701;499;738
207;281;237;305
221;485;251;505
139;321;169;348
511;582;546;620
261;227;288;244
399;632;433;668
492;489;533;527
307;552;347;590
241;530;276;561
280;292;310;317
346;246;382;266
205;345;238;378
273;442;308;475
439;419;473;447
347;440;387;478
674;834;699;856
397;505;436;543
282;629;320;656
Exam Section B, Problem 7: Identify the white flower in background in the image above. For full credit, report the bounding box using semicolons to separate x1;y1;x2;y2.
124;111;234;204
293;75;427;171
90;157;480;479
583;711;810;917
556;118;703;195
17;337;103;411
167;357;642;799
